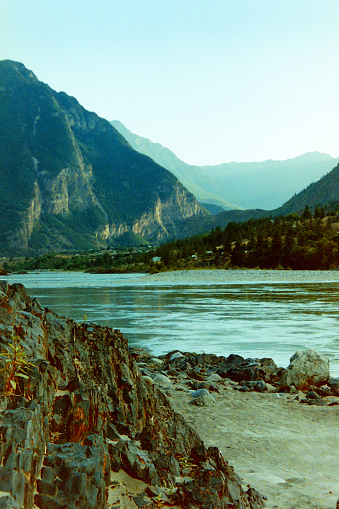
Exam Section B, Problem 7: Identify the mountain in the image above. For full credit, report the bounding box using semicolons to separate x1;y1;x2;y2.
111;120;243;211
111;121;339;211
0;60;207;256
200;153;339;210
276;162;339;215
175;162;339;238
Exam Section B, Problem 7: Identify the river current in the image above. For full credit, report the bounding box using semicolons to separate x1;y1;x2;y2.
1;269;339;376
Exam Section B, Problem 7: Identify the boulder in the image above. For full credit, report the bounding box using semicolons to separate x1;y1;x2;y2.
279;350;330;391
217;354;262;382
190;388;215;406
153;374;172;387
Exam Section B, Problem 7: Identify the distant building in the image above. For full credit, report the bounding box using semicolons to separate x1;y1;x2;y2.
152;256;161;262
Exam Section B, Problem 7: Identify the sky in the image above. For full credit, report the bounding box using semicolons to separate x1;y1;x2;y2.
1;0;339;165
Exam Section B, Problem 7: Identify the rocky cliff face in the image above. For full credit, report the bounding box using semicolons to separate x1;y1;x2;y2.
0;281;264;508
0;60;208;255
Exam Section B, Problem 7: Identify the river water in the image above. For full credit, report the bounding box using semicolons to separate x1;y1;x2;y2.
1;269;339;376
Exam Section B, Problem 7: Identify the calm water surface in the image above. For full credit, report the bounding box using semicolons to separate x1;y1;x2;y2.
2;270;339;376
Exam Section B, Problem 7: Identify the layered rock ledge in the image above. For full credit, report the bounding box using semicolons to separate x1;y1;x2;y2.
0;281;265;509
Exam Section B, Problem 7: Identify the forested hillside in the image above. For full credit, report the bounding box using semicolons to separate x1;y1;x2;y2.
150;205;339;271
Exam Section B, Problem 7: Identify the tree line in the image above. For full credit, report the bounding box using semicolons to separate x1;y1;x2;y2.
4;205;339;273
146;206;339;271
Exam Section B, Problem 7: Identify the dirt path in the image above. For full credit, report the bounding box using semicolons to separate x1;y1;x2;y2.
170;384;339;509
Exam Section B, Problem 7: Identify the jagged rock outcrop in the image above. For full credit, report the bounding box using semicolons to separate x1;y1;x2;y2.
0;281;264;509
0;60;208;255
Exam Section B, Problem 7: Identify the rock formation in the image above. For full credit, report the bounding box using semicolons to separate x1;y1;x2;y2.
279;349;330;391
0;60;208;256
0;281;264;508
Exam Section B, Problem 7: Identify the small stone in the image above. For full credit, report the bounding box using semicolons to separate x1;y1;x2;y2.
317;385;332;396
306;390;320;400
170;352;185;362
133;494;152;507
150;357;164;366
206;373;222;383
190;389;215;406
153;374;172;387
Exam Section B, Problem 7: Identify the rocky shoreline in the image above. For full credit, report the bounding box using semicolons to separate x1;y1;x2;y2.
0;281;338;508
132;347;339;407
0;281;265;509
132;349;339;509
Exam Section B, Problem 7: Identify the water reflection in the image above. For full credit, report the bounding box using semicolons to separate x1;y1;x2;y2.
1;271;339;375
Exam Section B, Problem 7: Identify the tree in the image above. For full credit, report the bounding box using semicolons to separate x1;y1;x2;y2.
301;205;312;221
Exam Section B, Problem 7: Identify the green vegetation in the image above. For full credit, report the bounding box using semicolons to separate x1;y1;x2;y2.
144;205;339;271
5;206;339;273
0;333;35;395
6;247;151;273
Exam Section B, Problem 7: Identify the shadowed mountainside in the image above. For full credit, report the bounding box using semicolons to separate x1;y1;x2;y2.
0;60;207;256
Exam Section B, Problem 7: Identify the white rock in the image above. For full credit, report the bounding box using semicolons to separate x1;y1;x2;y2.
206;373;223;383
280;349;329;390
170;351;185;362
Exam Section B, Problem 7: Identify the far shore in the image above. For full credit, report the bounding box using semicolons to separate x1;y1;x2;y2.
136;267;339;284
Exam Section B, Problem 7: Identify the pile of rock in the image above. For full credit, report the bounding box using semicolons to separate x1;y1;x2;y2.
0;282;265;509
133;348;339;407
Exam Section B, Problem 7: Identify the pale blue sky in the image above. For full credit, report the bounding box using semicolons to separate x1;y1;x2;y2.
1;0;338;164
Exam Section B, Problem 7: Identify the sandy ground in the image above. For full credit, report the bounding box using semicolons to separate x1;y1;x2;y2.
170;383;339;509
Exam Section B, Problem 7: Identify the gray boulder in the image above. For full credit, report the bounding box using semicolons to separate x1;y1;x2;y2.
190;388;215;406
279;350;330;390
153;374;172;387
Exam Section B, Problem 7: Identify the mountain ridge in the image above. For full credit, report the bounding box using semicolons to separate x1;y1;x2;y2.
174;161;339;238
111;120;339;211
0;60;207;256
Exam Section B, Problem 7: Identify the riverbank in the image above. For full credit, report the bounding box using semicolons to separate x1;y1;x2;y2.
170;381;339;509
133;348;339;509
136;267;339;285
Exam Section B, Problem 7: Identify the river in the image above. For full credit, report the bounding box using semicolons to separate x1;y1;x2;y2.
1;269;339;376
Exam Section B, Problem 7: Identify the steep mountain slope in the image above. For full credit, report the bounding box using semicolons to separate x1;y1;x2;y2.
111;121;339;211
0;60;207;255
111;120;242;211
276;162;339;215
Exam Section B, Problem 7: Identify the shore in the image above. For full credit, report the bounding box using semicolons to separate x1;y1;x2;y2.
170;382;339;509
134;347;339;509
137;267;339;285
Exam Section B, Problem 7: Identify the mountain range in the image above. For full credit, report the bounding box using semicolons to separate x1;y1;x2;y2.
172;160;339;239
0;60;207;256
1;59;339;257
112;120;339;212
